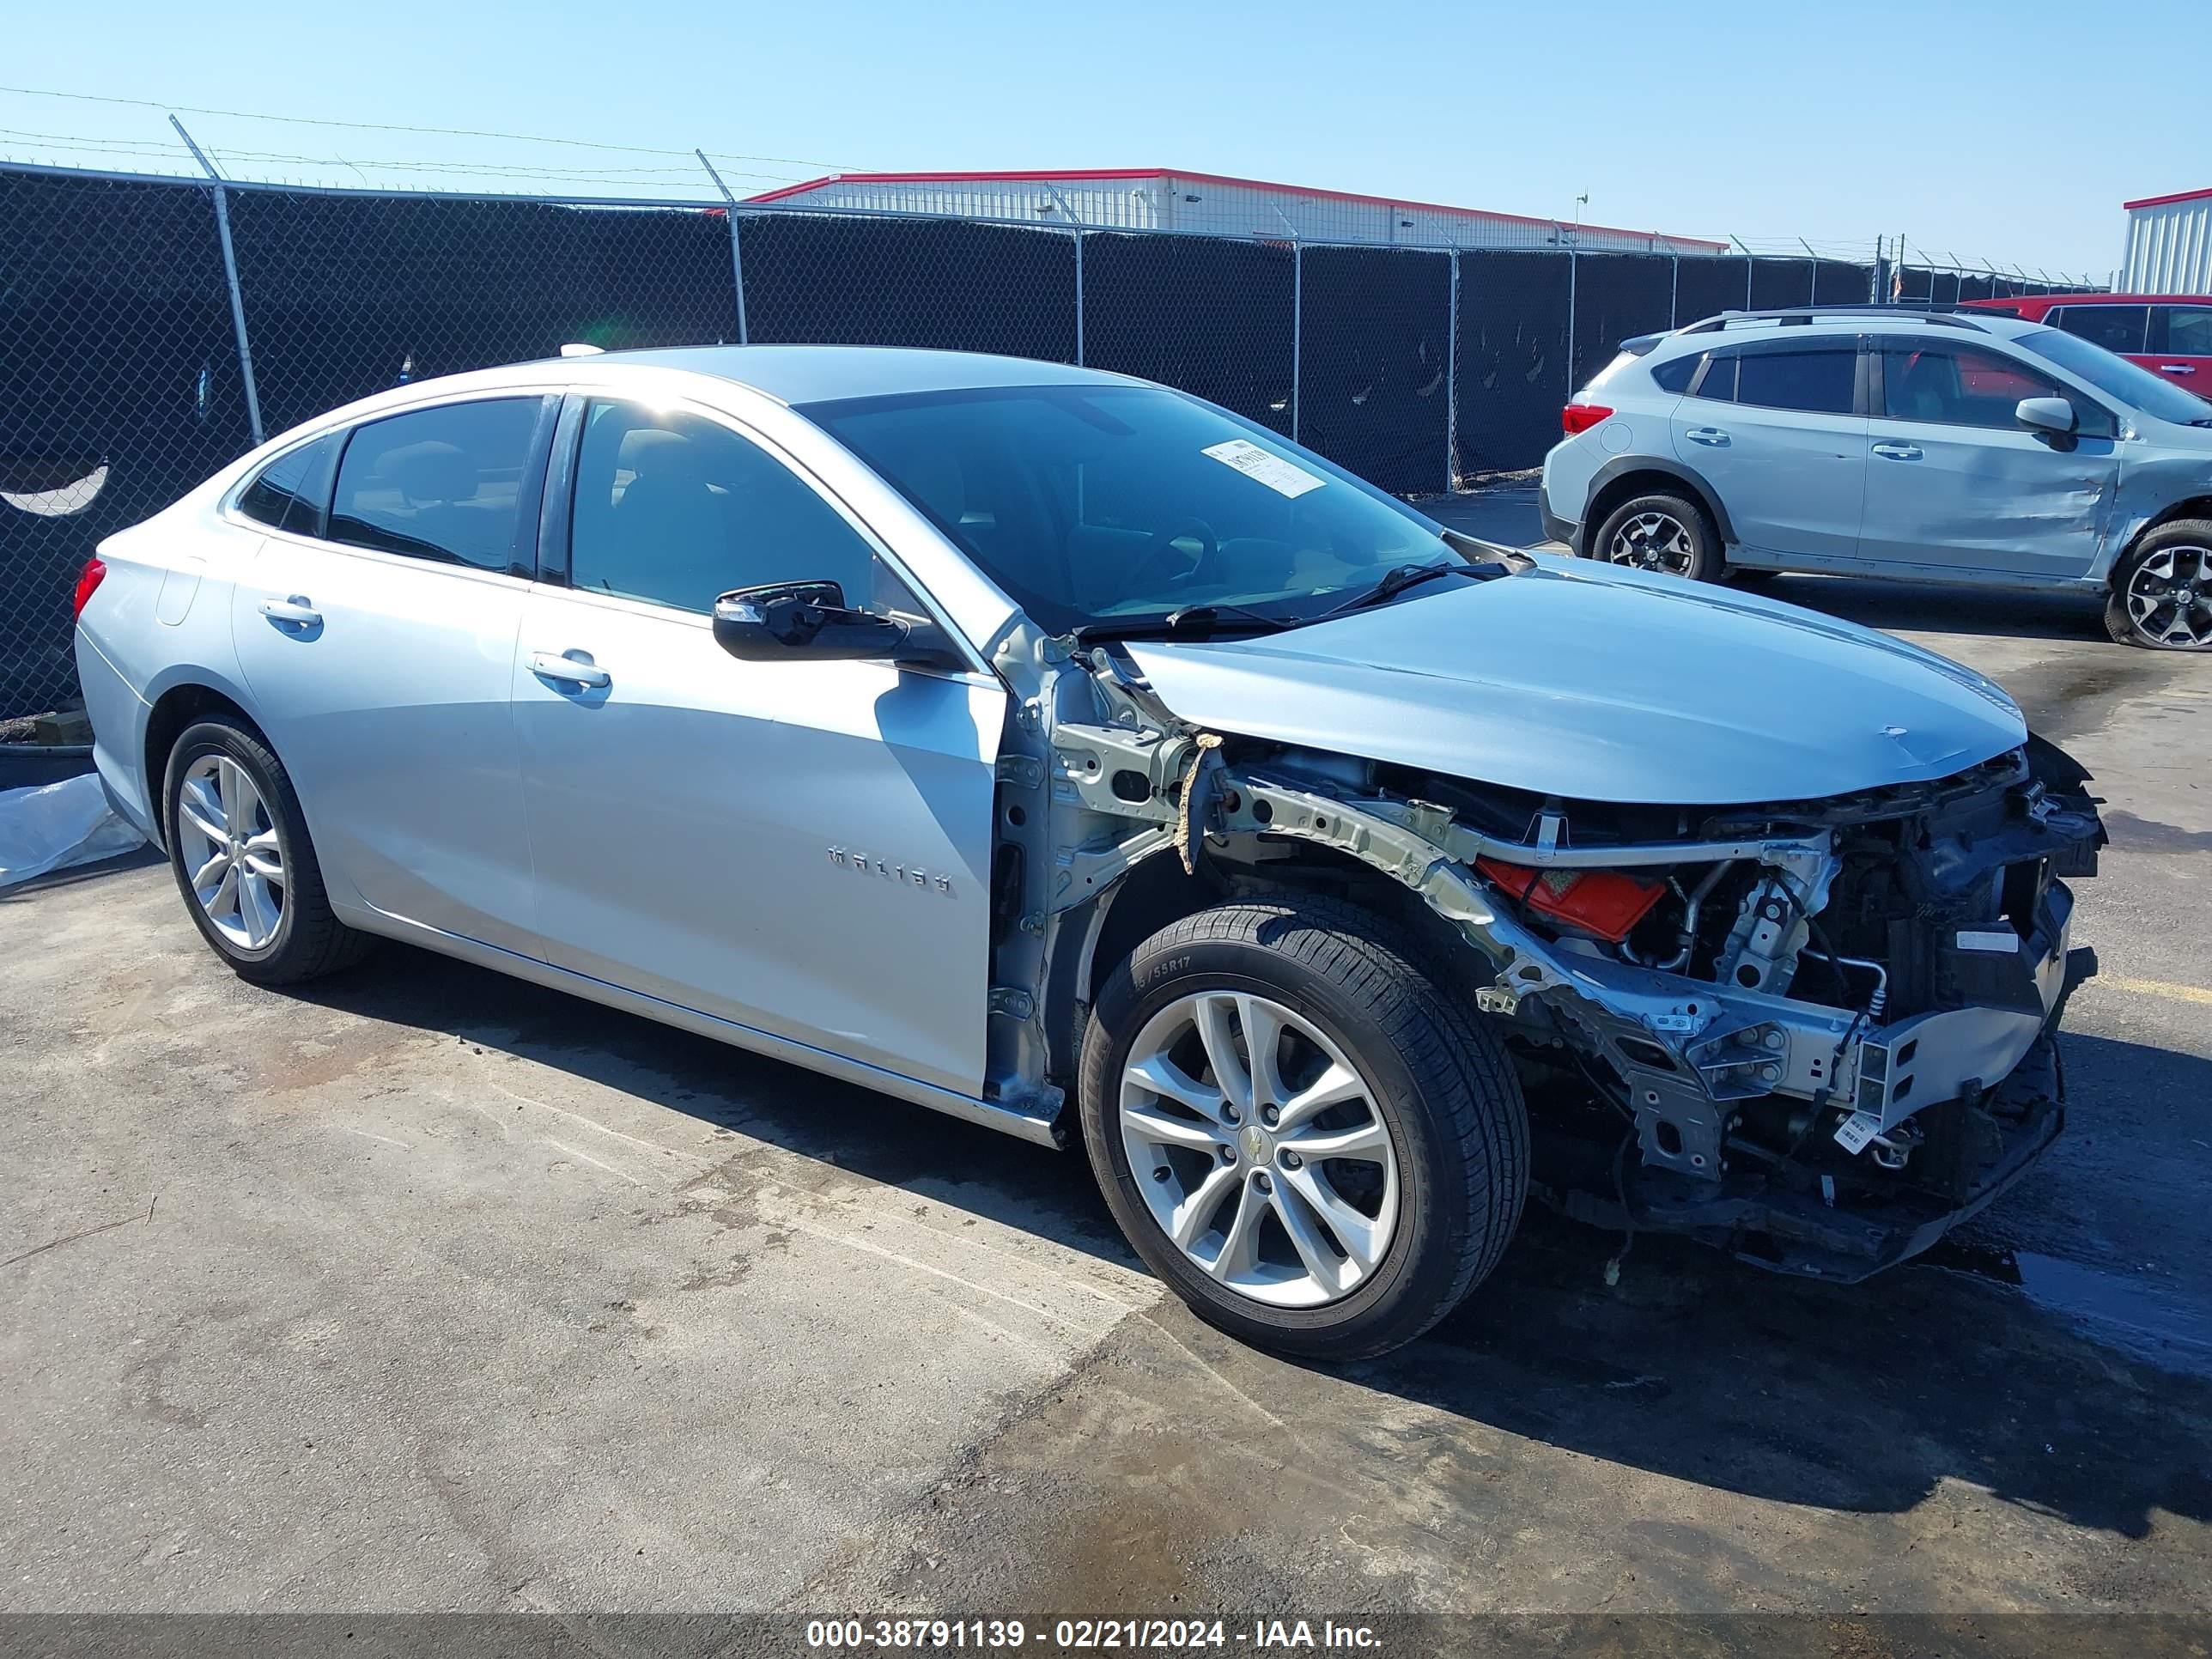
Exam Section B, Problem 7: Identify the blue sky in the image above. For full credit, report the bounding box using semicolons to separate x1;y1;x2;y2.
3;0;2197;280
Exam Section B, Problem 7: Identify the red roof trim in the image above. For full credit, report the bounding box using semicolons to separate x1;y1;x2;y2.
2124;186;2212;211
744;167;1729;250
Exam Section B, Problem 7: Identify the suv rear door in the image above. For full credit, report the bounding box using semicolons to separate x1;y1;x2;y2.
1857;337;2120;581
2148;304;2212;398
1668;336;1868;565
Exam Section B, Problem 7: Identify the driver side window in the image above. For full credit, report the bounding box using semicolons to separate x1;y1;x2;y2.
568;402;921;615
1880;343;2114;437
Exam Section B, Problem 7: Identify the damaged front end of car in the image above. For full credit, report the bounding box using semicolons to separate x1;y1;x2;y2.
989;632;2105;1282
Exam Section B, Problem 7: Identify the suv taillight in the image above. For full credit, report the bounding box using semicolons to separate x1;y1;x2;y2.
70;557;106;622
1561;403;1613;436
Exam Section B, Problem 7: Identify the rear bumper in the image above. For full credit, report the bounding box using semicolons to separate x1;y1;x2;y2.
72;626;158;847
1539;497;1579;551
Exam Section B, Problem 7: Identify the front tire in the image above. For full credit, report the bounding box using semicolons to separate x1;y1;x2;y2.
1589;490;1724;583
1079;897;1528;1359
2106;522;2212;650
163;718;374;984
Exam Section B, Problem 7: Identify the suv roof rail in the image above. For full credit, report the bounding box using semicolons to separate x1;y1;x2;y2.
1677;305;1989;335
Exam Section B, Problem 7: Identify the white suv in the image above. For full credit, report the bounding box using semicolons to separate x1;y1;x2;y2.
1539;305;2212;650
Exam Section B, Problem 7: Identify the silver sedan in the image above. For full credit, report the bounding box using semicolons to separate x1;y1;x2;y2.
76;347;2106;1357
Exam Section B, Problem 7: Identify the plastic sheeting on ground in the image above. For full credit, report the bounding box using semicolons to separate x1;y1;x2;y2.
0;771;144;890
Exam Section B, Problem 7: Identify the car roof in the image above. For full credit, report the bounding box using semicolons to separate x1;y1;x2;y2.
547;343;1139;405
1650;307;2047;351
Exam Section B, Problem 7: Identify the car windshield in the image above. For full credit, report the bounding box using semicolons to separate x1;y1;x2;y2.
799;384;1465;634
2012;325;2212;426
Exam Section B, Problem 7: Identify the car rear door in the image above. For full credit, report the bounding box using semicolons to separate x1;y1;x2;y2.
1668;337;1868;565
229;393;554;953
2148;304;2212;398
1856;337;2120;581
511;394;1006;1097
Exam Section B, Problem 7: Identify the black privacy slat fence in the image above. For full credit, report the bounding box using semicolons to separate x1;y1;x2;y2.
0;162;2084;716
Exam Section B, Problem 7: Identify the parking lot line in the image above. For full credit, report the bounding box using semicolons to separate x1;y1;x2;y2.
2095;974;2212;1009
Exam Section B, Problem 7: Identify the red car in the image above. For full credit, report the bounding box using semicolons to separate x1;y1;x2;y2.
1960;293;2212;397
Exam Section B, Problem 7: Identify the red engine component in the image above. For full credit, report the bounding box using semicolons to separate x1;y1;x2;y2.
1475;856;1666;944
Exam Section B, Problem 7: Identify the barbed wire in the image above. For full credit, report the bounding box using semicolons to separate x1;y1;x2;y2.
0;82;853;172
0;82;2100;281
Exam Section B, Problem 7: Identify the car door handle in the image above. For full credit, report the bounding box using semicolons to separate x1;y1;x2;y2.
1871;442;1923;461
531;650;611;690
1684;427;1730;446
2160;363;2197;374
259;595;322;627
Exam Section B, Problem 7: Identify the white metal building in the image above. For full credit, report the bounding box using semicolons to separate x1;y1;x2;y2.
2121;188;2212;291
744;168;1728;256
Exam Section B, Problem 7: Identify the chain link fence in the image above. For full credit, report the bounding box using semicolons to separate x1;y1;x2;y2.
0;161;2086;717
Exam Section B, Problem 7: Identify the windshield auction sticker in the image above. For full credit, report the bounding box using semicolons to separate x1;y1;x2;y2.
1200;439;1328;498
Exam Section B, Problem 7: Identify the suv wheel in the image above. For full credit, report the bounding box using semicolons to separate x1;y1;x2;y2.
2107;523;2212;651
1589;491;1724;582
1079;897;1528;1359
163;718;374;984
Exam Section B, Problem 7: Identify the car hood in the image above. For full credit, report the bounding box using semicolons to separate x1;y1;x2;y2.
1121;556;2027;805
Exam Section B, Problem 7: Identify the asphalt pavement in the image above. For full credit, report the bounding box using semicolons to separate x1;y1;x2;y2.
3;495;2209;1640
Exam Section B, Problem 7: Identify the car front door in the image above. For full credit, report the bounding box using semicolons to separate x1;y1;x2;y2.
2148;304;2212;398
1668;338;1868;566
229;393;554;953
512;396;1006;1097
1856;337;2122;581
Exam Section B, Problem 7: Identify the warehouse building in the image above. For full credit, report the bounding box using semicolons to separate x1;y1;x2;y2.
2121;188;2212;291
744;167;1727;256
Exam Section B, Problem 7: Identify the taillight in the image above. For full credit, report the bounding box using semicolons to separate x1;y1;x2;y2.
70;557;106;622
1561;403;1614;436
1475;856;1665;944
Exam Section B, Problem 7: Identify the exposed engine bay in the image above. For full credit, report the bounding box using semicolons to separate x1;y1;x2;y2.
980;627;2106;1281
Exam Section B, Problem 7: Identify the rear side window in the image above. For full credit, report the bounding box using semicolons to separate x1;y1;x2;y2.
2053;305;2149;354
237;433;339;537
329;398;544;572
1733;349;1857;415
1650;355;1698;394
2154;305;2212;356
1690;353;1738;403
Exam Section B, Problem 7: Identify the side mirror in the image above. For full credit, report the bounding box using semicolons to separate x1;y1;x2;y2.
2015;396;2077;438
712;580;912;663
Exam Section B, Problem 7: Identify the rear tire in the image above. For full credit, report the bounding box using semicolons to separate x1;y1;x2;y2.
163;719;374;985
1589;490;1725;583
2106;521;2212;651
1079;896;1528;1360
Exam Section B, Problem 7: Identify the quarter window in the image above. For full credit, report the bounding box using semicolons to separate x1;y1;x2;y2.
238;433;340;537
1650;355;1698;394
568;402;920;617
328;398;544;572
2052;305;2150;355
1731;349;1856;415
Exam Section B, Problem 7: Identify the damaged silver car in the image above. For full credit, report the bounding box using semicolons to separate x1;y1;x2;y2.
76;348;2105;1358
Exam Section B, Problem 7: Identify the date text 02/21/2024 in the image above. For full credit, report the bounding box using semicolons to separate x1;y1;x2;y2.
803;1618;1382;1650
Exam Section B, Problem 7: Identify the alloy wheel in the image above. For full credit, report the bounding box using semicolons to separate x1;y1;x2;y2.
1606;510;1697;576
176;754;288;951
2125;544;2212;647
1118;990;1401;1308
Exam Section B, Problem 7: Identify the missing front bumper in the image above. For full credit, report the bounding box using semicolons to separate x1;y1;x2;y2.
1559;1020;2071;1282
